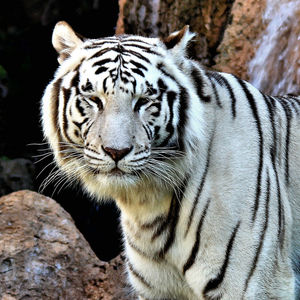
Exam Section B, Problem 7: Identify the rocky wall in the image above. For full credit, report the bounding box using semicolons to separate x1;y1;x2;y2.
117;0;267;79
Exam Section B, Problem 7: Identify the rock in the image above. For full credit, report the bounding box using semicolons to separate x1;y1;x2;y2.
0;190;132;299
213;0;267;80
0;158;35;197
116;0;266;78
247;0;300;95
116;0;236;65
117;0;300;94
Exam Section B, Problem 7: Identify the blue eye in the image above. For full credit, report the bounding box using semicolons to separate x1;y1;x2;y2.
134;97;149;112
89;96;103;110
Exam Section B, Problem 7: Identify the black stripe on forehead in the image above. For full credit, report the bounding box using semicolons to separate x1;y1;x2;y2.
81;79;94;92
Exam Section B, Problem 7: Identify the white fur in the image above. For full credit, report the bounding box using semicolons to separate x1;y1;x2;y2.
42;22;300;299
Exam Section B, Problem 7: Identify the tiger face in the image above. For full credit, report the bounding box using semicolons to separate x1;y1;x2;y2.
42;22;197;197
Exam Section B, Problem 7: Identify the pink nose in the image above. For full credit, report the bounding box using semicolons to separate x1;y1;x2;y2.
102;146;132;162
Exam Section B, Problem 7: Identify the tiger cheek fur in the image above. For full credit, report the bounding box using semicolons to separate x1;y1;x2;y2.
41;21;300;300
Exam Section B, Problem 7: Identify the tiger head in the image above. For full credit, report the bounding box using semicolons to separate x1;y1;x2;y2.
42;21;205;200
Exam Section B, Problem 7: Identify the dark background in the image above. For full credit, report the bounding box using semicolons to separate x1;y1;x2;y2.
0;0;122;261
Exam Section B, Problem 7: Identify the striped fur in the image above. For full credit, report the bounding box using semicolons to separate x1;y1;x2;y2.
41;21;300;299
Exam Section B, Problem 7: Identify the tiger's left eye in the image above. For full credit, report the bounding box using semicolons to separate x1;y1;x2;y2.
89;96;103;110
134;97;150;112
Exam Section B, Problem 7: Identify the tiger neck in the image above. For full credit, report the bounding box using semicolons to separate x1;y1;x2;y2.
115;185;173;225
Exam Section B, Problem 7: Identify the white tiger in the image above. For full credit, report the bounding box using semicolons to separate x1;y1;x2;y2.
41;21;300;299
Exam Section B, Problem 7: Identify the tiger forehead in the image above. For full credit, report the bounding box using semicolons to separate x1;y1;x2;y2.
78;39;164;96
83;35;160;51
79;72;160;99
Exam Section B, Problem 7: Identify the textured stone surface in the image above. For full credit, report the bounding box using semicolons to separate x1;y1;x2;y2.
0;190;131;299
116;0;266;78
0;158;35;197
247;0;300;95
213;0;267;79
117;0;236;65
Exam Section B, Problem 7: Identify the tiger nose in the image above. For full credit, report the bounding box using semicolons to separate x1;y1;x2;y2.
102;146;133;162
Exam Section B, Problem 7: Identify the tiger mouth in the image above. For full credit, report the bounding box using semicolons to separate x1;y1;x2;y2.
107;167;126;176
87;164;138;177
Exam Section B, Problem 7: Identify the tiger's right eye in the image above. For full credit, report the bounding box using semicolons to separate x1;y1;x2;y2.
134;97;149;112
89;96;104;110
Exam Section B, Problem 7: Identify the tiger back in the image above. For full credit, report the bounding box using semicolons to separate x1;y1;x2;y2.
41;21;300;299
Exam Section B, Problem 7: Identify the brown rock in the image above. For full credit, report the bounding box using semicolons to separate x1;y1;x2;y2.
213;0;267;79
0;190;132;300
116;0;267;78
116;0;235;64
247;0;300;95
0;158;35;196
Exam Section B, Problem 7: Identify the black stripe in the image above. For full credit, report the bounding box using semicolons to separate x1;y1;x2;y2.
290;96;300;109
123;49;151;63
92;58;111;67
183;198;211;274
263;95;284;246
157;177;188;259
145;81;158;96
73;117;89;130
177;87;189;152
131;68;145;77
157;63;177;82
279;200;285;250
70;66;80;89
146;103;161;115
102;77;108;93
127;237;160;261
84;40;118;49
150;177;188;257
237;79;264;222
127;261;153;289
207;72;236;118
191;67;211;102
122;38;153;46
89;48;116;59
84;152;103;161
185;139;212;237
129;156;148;163
143;124;152;140
159;91;176;147
263;95;277;161
129;59;148;71
285;96;300;115
157;78;168;94
134;98;149;112
95;66;108;74
141;214;167;230
273;160;284;248
203;221;240;295
210;79;222;108
156;64;189;152
81;79;93;92
122;43;162;56
75;98;87;116
275;96;292;186
243;171;271;295
151;193;177;242
82;120;94;140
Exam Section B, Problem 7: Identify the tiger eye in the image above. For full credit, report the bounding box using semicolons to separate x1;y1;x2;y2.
89;96;103;110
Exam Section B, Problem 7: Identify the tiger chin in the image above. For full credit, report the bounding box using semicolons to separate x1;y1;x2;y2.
41;21;300;299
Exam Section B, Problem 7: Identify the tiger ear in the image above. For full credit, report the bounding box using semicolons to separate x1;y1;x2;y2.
52;21;84;64
163;25;196;54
